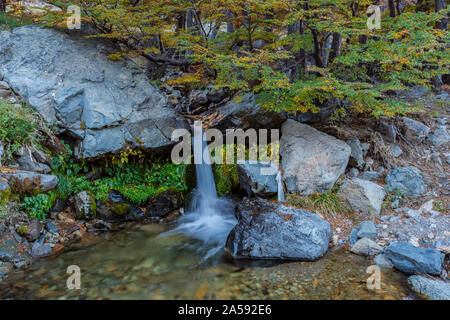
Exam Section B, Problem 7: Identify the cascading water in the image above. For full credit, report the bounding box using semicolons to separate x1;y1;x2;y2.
276;170;285;202
164;121;237;261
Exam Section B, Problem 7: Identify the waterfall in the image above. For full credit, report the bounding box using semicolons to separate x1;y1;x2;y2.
276;170;285;202
164;121;237;260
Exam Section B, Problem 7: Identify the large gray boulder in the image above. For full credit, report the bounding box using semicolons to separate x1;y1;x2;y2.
3;171;58;194
0;26;187;159
225;198;332;261
337;178;386;215
384;242;445;275
236;161;278;197
408;275;450;300
386;166;427;197
280;119;351;195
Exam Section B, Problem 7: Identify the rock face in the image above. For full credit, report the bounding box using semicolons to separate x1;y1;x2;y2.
280;119;351;195
385;166;427;197
384;242;444;275
428;126;449;147
226;199;332;260
337;178;386;215
236;161;278;197
5;171;58;193
408;275;450;300
74;191;96;220
346;137;365;169
0;26;187;159
350;238;382;256
144;189;183;218
401;117;430;143
206;94;286;131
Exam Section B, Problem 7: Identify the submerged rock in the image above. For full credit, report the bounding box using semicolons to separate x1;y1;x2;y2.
386;166;427;198
384;242;444;275
236;161;278;197
226;198;332;261
280;119;351;195
337;178;385;215
0;26;187;159
408;275;450;300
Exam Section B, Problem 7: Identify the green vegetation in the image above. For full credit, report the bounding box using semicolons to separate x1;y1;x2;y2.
288;188;345;217
0;101;44;161
22;192;57;220
213;163;239;197
0;12;32;30
24;0;449;118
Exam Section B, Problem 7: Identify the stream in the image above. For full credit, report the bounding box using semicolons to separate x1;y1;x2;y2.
0;222;416;300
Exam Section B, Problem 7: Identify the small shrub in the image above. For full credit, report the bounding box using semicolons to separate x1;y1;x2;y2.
288;189;345;217
21;192;57;220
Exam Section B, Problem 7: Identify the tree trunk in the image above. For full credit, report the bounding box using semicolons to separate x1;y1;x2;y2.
226;9;234;33
436;0;448;30
0;0;6;12
388;0;396;17
329;32;342;62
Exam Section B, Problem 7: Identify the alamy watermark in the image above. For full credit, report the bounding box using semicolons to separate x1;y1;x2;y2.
366;265;381;290
367;5;381;30
67;5;81;30
67;265;81;290
171;121;280;175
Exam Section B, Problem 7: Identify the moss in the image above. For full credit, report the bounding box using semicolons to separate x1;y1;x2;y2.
213;163;240;197
109;202;130;216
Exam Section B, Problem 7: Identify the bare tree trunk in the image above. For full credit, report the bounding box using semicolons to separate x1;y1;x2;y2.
436;0;448;30
388;0;396;17
226;9;234;33
433;0;447;89
396;0;401;16
329;32;342;62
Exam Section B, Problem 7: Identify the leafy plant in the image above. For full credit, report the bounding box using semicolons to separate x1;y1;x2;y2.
0;101;41;161
21;192;57;220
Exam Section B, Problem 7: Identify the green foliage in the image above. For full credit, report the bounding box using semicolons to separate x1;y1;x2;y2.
0;101;41;161
213;163;239;197
21;192;57;220
24;0;447;117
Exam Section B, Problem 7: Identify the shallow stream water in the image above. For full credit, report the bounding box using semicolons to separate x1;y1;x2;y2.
0;222;416;300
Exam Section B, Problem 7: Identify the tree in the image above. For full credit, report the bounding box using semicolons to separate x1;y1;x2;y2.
12;0;450;118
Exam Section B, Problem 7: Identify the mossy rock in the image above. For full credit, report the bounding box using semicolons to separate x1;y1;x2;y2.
74;191;96;220
213;163;240;197
106;190;131;216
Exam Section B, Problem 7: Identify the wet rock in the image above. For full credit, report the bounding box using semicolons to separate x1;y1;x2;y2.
401;117;430;143
374;254;393;268
226;199;332;261
205;93;286;131
428;127;449;147
390;145;403;157
100;191;144;222
31;242;52;258
6;171;57;193
384;242;444;275
144;189;183;218
350;238;382;256
0;26;187;159
346;137;365;169
337;178;385;215
386;166;427;198
74;191;96;220
23;218;42;242
408;275;450;300
357;221;377;240
280;119;351;195
236;161;278;197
